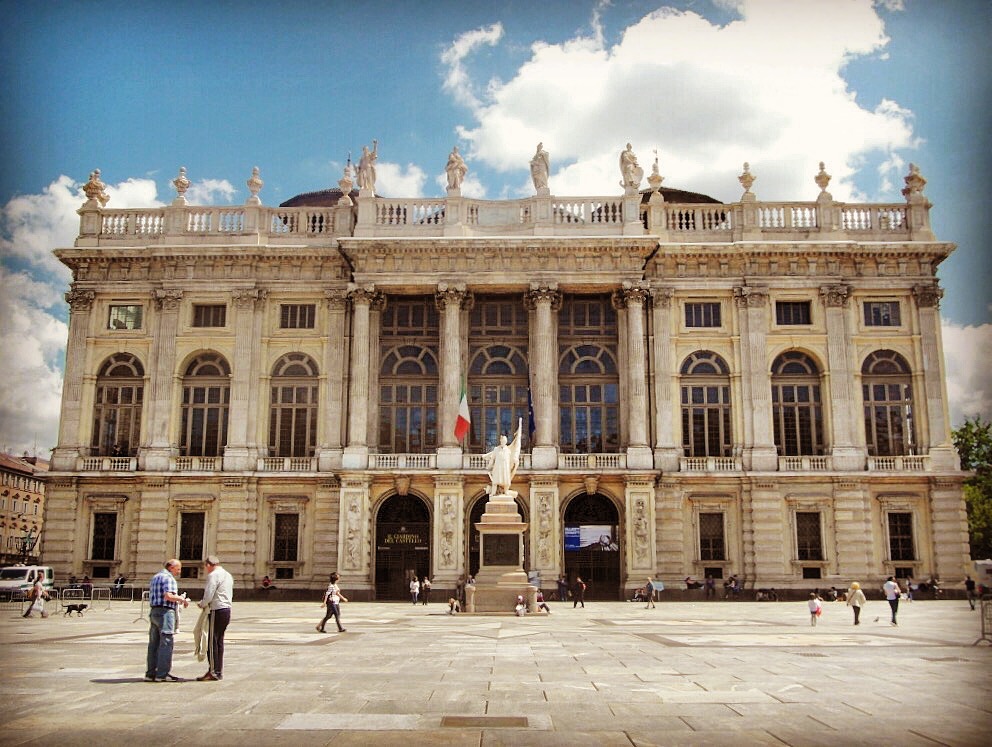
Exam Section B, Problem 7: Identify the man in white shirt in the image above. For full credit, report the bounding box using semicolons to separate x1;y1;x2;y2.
197;555;234;681
882;576;901;626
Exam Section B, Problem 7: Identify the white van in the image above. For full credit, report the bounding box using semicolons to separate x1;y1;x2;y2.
0;565;55;595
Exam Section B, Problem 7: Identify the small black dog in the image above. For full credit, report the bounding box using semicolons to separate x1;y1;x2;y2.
64;604;88;616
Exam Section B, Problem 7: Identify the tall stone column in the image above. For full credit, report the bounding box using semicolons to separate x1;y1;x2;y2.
524;284;561;469
318;290;348;471
820;284;863;470
52;288;95;471
616;282;652;468
734;285;777;471
435;284;470;468
223;288;266;471
142;288;183;471
343;285;382;469
650;287;679;471
914;283;958;469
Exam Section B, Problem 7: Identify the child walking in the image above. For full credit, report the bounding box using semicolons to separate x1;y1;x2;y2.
808;592;822;627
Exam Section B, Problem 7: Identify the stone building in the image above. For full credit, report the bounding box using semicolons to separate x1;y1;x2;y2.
42;154;970;598
1;453;47;565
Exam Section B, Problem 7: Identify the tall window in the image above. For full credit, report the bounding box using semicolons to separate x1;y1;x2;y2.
91;353;144;456
862;350;915;456
469;296;530;451
887;512;915;561
772;351;825;456
864;301;901;327
91;512;117;560
698;512;725;561
180;353;230;457
268;353;318;457
273;513;299;562
795;512;823;561
178;512;205;577
378;297;439;454
559;296;619;453
680;351;732;457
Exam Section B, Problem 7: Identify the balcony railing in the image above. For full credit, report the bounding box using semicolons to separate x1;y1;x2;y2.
867;455;931;471
778;456;832;471
257;457;316;472
462;453;533;470
558;453;626;470
171;456;220;471
79;457;137;472
368;453;437;470
680;456;742;472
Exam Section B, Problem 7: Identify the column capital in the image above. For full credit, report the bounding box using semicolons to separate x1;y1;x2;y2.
64;287;96;312
434;283;472;310
153;288;184;311
324;289;349;310
819;283;852;308
913;282;943;309
733;284;769;308
348;283;385;310
231;287;267;309
524;283;562;311
612;281;651;309
649;286;674;307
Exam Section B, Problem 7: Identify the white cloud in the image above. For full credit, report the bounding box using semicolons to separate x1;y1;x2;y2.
433;172;487;199
445;0;917;202
0;266;67;456
376;162;428;198
186;179;236;205
941;321;992;428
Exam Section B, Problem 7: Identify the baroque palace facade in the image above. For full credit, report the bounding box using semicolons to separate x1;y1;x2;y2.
43;151;970;599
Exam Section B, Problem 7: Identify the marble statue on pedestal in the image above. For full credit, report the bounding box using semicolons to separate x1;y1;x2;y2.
484;419;521;496
356;140;378;192
445;146;468;191
619;143;643;191
530;143;550;191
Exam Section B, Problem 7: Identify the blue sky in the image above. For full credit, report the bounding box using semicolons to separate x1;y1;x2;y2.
0;0;990;455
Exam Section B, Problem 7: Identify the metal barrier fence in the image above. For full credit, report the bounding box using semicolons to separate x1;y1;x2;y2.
977;594;992;646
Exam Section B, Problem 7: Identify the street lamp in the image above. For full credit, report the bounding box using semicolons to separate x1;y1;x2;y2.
18;526;38;564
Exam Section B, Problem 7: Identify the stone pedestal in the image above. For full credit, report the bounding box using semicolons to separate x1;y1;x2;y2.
468;491;535;612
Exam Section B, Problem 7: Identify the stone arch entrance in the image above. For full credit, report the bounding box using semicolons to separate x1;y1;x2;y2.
374;493;431;600
466;493;530;578
563;492;622;600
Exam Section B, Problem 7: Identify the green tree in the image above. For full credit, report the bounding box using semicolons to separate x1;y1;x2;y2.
952;416;992;559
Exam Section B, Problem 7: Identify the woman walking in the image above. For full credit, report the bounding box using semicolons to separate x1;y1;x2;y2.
316;572;347;633
846;581;867;625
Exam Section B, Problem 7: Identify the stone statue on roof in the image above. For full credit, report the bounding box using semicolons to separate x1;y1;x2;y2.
619;143;643;192
356;140;378;193
445;146;468;191
530;142;550;192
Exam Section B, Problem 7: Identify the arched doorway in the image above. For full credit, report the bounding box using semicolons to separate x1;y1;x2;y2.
563;492;621;600
375;494;431;600
466;493;529;578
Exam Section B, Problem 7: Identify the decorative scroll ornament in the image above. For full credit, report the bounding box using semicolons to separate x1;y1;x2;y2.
738;162;756;195
172;167;191;204
64;288;96;312
913;283;943;309
83;169;110;206
246;166;263;205
902;163;927;199
231;287;267;309
523;283;562;311
814;161;832;194
819;284;852;308
434;282;469;310
348;283;385;310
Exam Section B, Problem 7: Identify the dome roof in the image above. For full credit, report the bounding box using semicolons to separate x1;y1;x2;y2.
642;186;720;204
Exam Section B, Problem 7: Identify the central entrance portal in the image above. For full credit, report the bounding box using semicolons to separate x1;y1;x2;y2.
375;494;431;600
563;492;622;600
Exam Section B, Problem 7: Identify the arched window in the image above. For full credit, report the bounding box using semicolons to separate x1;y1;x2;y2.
862;350;915;456
559;344;619;453
680;351;732;457
91;353;144;456
771;351;825;456
468;344;530;451
379;345;438;453
268;353;318;458
180;352;231;457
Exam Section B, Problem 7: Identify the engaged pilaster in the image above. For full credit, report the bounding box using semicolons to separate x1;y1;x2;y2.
614;282;652;468
435;284;471;465
318;290;349;470
820;284;863;470
649;286;680;470
142;288;184;470
734;284;777;470
343;285;384;468
914;283;958;468
525;283;562;469
223;287;267;470
52;288;95;470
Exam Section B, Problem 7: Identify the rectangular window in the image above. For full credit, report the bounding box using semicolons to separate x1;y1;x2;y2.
795;511;823;561
178;512;205;564
108;304;142;330
273;513;299;561
685;302;721;328
698;512;726;561
279;304;316;329
192;304;227;328
91;512;117;561
887;512;915;561
776;301;811;325
864;301;901;327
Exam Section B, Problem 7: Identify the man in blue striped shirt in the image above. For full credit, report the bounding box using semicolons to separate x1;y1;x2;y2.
145;559;190;682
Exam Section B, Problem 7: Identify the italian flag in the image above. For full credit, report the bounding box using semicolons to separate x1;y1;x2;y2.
454;380;471;442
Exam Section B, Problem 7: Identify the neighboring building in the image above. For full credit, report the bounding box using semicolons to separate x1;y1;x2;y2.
0;453;48;565
42;155;970;597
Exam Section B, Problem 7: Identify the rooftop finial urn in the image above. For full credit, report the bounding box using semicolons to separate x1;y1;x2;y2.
83;169;109;207
172;166;191;205
246;166;263;205
738;162;756;196
338;157;355;206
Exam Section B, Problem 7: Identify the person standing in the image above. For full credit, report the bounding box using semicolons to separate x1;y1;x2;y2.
421;576;431;605
883;576;901;626
964;575;977;610
316;572;348;633
846;581;867;625
196;555;233;681
410;576;420;605
556;575;569;603
808;593;822;627
146;559;190;682
644;578;656;609
572;576;586;608
22;575;49;618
